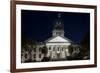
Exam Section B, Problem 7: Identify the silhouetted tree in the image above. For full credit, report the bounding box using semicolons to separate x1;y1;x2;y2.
68;45;81;60
21;36;37;62
81;32;90;59
41;46;50;61
68;45;73;55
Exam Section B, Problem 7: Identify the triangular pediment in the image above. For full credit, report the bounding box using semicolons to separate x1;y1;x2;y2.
46;36;72;43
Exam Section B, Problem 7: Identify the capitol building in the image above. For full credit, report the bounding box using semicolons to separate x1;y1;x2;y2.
21;14;80;63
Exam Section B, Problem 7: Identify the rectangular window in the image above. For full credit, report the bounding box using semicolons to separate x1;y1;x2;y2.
34;48;36;52
39;48;41;52
53;47;55;51
58;47;60;51
62;48;63;51
34;54;36;58
39;54;41;58
49;47;51;50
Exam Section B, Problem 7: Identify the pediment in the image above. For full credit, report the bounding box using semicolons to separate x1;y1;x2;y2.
46;36;72;43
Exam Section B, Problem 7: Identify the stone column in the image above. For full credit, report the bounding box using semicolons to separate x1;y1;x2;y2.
66;46;70;56
55;45;57;59
50;46;54;60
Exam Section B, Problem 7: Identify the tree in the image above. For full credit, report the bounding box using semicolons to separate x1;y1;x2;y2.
41;46;50;61
80;32;90;59
68;45;81;60
68;45;73;55
21;37;37;62
41;46;48;56
67;45;73;60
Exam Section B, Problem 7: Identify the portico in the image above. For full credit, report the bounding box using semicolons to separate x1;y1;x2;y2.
46;36;71;61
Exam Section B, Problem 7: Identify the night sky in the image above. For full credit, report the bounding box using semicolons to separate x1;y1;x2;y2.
21;10;90;43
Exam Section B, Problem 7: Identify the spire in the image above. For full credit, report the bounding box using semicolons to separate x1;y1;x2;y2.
52;13;64;37
58;13;61;18
54;13;64;30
